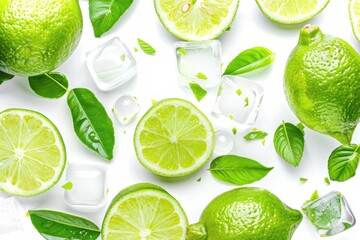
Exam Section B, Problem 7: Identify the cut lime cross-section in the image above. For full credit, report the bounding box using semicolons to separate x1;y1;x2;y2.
102;183;188;240
255;0;330;24
154;0;240;41
0;109;66;197
134;99;215;177
350;0;360;41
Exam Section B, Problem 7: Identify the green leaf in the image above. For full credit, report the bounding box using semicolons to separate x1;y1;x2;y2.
232;127;237;135
210;155;273;186
244;128;268;141
304;190;319;204
195;72;208;80
177;48;186;56
196;177;201;182
137;38;156;55
223;47;275;75
28;72;68;99
324;177;330;185
29;210;100;240
328;144;360;182
300;177;308;182
62;181;73;190
189;83;207;102
235;88;242;96
67;88;115;160
273;122;304;167
89;0;134;38
296;122;305;135
244;97;249;107
0;70;14;84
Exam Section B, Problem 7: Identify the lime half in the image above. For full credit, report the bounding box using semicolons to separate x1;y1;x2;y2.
255;0;330;24
134;99;215;177
102;183;188;240
154;0;240;41
350;0;360;41
0;109;66;197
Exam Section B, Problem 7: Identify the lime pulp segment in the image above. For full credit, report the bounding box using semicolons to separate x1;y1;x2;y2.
154;0;240;41
255;0;330;24
350;0;360;41
134;99;215;177
0;109;66;197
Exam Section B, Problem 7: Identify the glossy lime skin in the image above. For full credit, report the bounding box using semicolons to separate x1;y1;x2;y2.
197;187;302;240
284;25;360;144
0;0;83;76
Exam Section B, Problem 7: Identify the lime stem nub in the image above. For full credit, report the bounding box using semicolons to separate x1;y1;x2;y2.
187;222;207;240
299;24;323;46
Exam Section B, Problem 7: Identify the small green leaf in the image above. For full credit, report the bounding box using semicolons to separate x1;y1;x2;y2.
0;70;14;84
244;97;249;107
62;181;73;190
304;190;319;204
273;122;305;167
223;47;275;75
177;48;186;56
195;72;208;80
244;128;268;141
324;177;330;185
137;38;156;55
210;155;273;186
29;72;69;99
134;47;138;52
229;114;234;120
261;139;266;146
328;144;360;182
232;127;237;135
235;88;242;96
300;177;308;183
196;177;202;182
121;54;126;61
296;122;305;135
67;88;115;160
189;83;207;102
29;210;100;240
89;0;134;38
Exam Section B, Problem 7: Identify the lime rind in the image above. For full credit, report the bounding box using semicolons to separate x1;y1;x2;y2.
349;0;360;42
255;0;330;24
154;0;240;41
102;183;188;240
0;108;66;197
134;99;215;177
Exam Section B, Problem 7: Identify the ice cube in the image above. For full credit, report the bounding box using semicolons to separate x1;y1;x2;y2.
214;130;234;155
112;94;140;125
86;37;137;91
64;163;107;212
174;40;222;88
302;191;356;237
0;197;24;235
212;76;264;127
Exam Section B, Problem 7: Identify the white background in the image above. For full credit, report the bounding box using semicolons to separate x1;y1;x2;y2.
1;0;360;239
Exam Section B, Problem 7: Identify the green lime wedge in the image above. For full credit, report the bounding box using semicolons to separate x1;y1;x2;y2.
134;98;215;177
0;108;66;197
350;0;360;41
102;183;188;240
255;0;330;24
154;0;240;41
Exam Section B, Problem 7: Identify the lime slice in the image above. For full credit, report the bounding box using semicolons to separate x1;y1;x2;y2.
350;0;360;41
154;0;240;41
134;98;214;177
255;0;330;24
0;109;66;197
102;183;188;240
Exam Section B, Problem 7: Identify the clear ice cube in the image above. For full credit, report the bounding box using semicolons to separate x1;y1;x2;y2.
86;37;137;91
112;94;140;125
214;130;234;155
174;40;222;88
65;163;107;212
212;76;264;127
302;191;356;237
0;197;25;235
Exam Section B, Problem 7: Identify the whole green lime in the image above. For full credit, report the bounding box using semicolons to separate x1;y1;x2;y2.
284;24;360;144
0;0;83;77
187;187;302;240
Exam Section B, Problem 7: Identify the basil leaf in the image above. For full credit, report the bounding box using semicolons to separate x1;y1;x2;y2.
0;70;14;84
29;72;68;98
243;128;268;141
89;0;134;38
29;210;100;240
189;83;207;102
223;47;275;75
328;144;360;182
67;88;115;160
137;38;156;55
210;155;273;186
273;122;304;167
